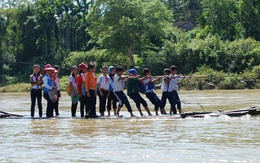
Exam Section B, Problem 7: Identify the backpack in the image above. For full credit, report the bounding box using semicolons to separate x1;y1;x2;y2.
139;82;155;94
66;84;70;96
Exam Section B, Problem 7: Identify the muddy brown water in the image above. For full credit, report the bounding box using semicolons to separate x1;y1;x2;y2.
0;90;259;162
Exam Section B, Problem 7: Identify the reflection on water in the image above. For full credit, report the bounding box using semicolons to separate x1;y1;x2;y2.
0;90;260;162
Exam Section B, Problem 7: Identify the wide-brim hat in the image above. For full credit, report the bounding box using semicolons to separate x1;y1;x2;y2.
43;64;55;71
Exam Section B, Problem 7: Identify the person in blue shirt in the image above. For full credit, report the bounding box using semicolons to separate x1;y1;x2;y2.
43;64;56;118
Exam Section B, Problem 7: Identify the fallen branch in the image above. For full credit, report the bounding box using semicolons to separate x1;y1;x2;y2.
0;111;23;117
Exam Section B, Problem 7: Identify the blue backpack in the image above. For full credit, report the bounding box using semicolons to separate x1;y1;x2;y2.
139;82;155;94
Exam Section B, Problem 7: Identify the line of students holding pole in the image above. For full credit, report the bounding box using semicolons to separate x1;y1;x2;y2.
30;62;185;118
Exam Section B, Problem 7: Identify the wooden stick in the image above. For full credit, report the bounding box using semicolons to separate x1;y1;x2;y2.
0;111;23;117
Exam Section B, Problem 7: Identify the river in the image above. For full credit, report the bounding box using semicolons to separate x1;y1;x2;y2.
0;90;259;162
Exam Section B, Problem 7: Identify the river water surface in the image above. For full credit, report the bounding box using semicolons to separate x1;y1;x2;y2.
0;90;259;162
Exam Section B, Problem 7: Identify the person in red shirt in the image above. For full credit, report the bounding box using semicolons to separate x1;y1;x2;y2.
77;63;88;117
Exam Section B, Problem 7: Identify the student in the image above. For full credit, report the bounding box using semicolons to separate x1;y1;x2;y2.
77;63;88;117
140;68;166;115
161;68;175;114
107;66;118;116
170;65;185;114
30;64;43;118
43;64;56;118
113;66;134;117
85;63;97;117
127;69;152;116
97;66;110;116
69;66;79;117
53;65;61;116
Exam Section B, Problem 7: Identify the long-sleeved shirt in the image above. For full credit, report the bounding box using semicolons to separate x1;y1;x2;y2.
85;72;97;91
109;75;115;91
169;74;179;91
43;74;53;93
127;77;140;95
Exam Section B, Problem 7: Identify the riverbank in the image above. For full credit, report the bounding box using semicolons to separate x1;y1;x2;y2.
0;76;69;92
0;82;259;93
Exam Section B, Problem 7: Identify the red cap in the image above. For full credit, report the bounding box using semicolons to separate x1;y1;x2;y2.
79;63;87;70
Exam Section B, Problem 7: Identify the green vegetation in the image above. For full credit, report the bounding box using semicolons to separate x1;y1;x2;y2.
0;0;260;90
0;83;30;92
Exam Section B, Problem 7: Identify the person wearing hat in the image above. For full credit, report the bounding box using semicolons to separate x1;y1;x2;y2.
43;64;56;118
77;63;88;117
127;69;152;116
69;65;79;117
30;64;43;118
107;66;118;116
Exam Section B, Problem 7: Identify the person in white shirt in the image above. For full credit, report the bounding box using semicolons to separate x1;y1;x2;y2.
169;65;185;114
53;65;61;116
161;68;175;114
107;66;118;116
30;64;43;117
113;66;134;117
69;66;79;117
97;66;110;116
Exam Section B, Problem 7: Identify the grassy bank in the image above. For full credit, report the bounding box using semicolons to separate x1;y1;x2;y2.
0;83;31;92
0;76;70;92
1;74;260;92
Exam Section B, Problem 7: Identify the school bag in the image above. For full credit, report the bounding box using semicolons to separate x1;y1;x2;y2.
66;84;70;96
139;82;155;94
48;89;58;102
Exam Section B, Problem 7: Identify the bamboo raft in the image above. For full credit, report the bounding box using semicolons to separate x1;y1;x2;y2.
180;107;260;118
1;107;260;119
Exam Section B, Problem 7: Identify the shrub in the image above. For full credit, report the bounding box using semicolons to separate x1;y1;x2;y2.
218;77;241;89
253;65;260;78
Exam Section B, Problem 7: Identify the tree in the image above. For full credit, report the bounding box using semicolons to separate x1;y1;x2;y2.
87;0;173;67
161;0;201;24
198;0;244;40
0;12;6;82
240;0;260;40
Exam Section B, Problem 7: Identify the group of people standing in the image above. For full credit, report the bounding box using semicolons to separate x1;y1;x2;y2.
30;64;61;118
30;62;185;118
